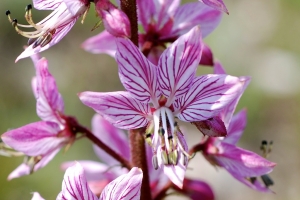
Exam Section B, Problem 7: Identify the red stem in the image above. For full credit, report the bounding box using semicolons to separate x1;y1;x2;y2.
76;124;133;170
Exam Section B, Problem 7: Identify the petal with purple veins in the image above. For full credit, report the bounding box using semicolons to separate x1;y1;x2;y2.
1;121;65;156
33;0;63;10
174;74;244;122
158;26;203;105
200;0;228;14
116;38;160;105
58;162;98;200
99;167;143;200
79;91;151;129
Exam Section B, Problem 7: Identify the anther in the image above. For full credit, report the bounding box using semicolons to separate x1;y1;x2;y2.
28;38;37;46
152;154;159;170
261;140;267;145
261;174;274;187
25;4;32;12
11;19;17;27
5;10;11;16
249;177;256;184
159;127;165;136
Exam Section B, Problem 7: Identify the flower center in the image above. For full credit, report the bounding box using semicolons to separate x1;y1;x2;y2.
146;107;188;169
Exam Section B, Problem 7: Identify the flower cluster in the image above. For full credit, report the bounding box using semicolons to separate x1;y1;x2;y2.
1;0;276;199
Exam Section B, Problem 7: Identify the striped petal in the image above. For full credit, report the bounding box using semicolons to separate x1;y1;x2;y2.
158;26;203;106
174;74;244;122
57;162;98;200
35;58;65;125
79;91;150;129
33;0;62;10
116;38;160;105
1;121;65;156
99;167;143;200
215;143;276;178
171;2;222;38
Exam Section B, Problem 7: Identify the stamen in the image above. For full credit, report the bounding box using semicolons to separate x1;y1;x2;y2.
159;127;169;164
261;174;274;187
152;154;159;170
24;4;42;30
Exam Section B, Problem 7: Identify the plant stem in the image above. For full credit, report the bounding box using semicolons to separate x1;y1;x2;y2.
76;124;133;170
129;129;152;200
120;0;138;46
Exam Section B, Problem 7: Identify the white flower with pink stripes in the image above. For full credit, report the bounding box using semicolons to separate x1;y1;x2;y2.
79;26;246;188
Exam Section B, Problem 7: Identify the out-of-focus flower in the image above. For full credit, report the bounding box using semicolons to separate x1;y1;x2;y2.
1;56;76;179
79;26;245;188
198;63;276;192
57;162;143;200
94;0;131;37
6;0;90;61
198;0;228;14
31;192;45;200
82;0;222;65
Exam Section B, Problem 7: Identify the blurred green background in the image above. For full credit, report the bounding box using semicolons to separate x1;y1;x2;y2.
0;0;300;199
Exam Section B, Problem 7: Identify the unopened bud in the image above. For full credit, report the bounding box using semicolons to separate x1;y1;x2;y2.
95;0;131;38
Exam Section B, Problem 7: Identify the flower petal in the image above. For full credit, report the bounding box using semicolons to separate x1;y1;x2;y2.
192;116;227;137
215;143;276;178
58;162;98;200
31;192;45;200
171;2;222;38
199;43;214;66
63;0;89;16
1;121;65;156
174;74;244;122
81;31;117;57
175;178;215;200
35;58;65;125
223;109;247;145
158;26;203;105
16;11;78;62
99;167;143;200
33;0;62;10
91;114;130;165
116;38;160;105
79;91;150;129
199;0;228;14
7;163;31;180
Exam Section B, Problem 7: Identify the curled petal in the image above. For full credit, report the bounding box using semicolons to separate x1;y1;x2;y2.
174;74;244;122
92;114;130;165
224;109;247;145
79;91;150;129
81;31;117;57
100;167;143;200
16;12;78;62
213;61;226;74
58;162;98;200
215;143;276;178
1;121;65;156
31;192;45;200
35;58;65;125
33;0;62;10
8;163;31;180
199;44;214;66
116;38;160;105
199;0;228;14
193;116;227;137
158;26;203;105
171;2;222;38
174;178;214;200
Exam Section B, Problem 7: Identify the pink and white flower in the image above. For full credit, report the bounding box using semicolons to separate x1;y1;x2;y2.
79;26;245;188
1;56;76;179
12;0;90;61
82;0;222;65
57;162;143;200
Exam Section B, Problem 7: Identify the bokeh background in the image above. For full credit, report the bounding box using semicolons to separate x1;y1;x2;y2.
0;0;300;199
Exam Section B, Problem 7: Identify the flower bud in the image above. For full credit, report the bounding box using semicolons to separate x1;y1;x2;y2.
95;0;131;38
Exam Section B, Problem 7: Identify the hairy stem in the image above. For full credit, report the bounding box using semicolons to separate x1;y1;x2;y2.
120;0;138;46
76;124;133;170
129;129;152;200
